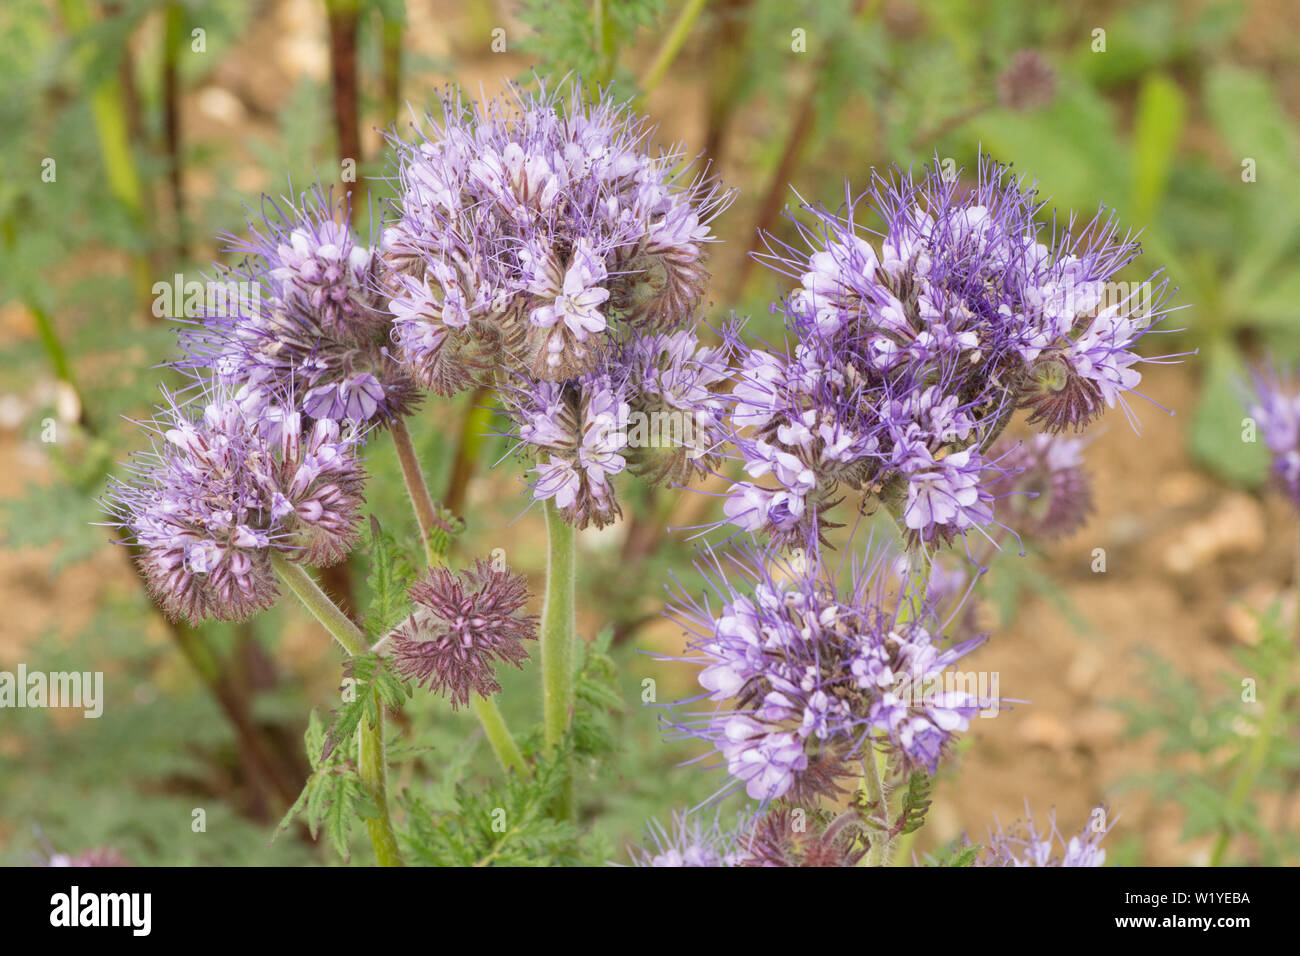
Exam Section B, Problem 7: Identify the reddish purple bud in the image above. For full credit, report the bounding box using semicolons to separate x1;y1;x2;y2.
388;560;537;708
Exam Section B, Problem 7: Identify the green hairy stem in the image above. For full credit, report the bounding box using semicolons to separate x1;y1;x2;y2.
540;499;577;818
271;553;402;866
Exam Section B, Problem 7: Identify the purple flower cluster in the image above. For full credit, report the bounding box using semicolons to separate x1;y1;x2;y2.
383;83;731;392
1246;366;1300;508
387;559;537;708
505;328;731;527
665;543;991;802
105;387;366;624
382;83;734;526
722;157;1172;548
107;82;736;625
976;802;1113;867
181;189;417;427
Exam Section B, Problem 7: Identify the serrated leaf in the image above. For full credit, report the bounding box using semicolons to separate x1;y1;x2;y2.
364;515;416;638
321;699;365;762
900;771;933;835
943;843;981;867
322;655;408;760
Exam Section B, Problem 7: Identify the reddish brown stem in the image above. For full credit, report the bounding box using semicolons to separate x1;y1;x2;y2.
727;0;869;302
443;385;493;518
112;530;304;815
703;0;755;167
162;1;187;257
326;0;364;204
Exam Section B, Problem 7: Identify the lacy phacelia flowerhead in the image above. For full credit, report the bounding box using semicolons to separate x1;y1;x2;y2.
1246;366;1300;508
508;370;631;529
626;808;749;867
722;156;1174;548
975;802;1113;867
664;543;993;802
104;389;366;624
622;328;732;485
986;433;1092;540
506;326;731;527
383;82;732;393
387;560;537;708
181;188;418;427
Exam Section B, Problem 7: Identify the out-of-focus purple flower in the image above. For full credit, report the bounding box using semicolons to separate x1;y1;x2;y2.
383;82;732;393
976;802;1114;867
43;847;131;867
626;808;749;867
103;386;366;624
180;187;417;428
996;50;1057;111
387;559;537;708
987;433;1093;539
663;541;993;802
720;156;1177;548
1246;366;1300;508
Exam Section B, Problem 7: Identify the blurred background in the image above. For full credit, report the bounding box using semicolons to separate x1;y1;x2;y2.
2;0;1299;865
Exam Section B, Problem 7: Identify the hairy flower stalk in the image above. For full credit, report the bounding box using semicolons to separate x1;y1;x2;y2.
389;418;445;566
270;551;368;655
270;553;402;866
541;498;577;818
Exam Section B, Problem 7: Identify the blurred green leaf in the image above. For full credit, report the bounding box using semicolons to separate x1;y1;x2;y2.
1204;65;1300;211
1189;345;1268;486
1132;72;1185;222
970;85;1128;213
